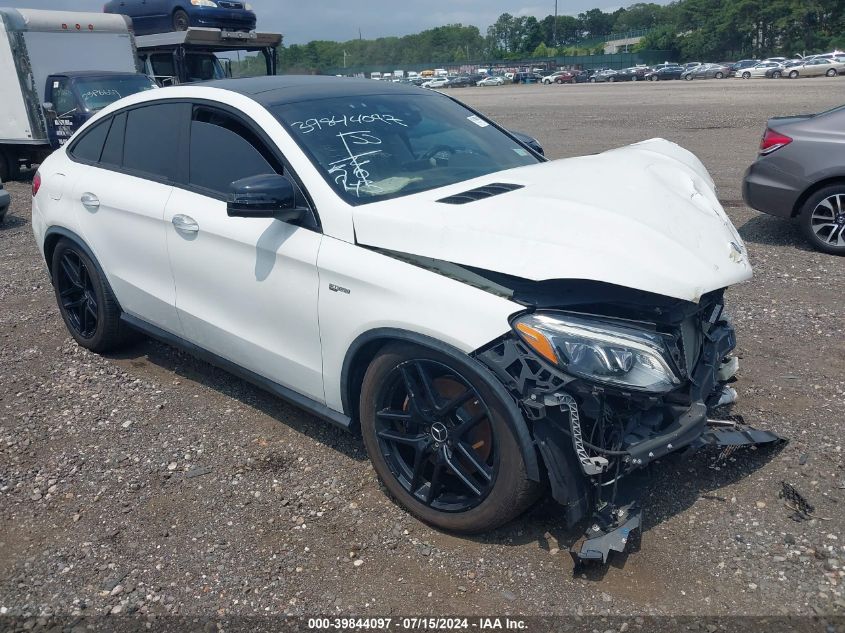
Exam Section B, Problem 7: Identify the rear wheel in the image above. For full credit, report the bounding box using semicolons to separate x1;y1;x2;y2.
799;185;845;255
172;9;189;31
51;239;135;352
608;76;615;83
360;344;540;533
715;71;724;79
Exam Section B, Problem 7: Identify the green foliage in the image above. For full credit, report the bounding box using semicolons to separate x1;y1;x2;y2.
279;0;845;73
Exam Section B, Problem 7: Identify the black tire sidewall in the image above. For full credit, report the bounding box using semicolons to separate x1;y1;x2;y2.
360;343;537;534
51;239;127;351
173;9;189;31
799;185;845;255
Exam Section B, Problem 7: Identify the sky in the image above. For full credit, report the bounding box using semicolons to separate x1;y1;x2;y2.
7;0;669;44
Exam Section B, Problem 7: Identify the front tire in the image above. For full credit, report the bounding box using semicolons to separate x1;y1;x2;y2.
172;9;189;31
799;185;845;255
772;71;782;79
789;70;799;79
826;68;837;77
51;239;134;352
742;71;751;79
715;71;724;79
685;74;694;80
360;343;540;533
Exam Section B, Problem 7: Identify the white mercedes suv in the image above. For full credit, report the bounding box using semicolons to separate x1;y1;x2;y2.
31;76;780;564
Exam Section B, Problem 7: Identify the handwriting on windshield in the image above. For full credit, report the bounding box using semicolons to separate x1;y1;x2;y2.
327;130;384;197
291;113;406;135
81;89;121;101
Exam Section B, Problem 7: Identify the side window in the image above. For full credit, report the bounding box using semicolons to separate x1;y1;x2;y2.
69;118;111;163
188;106;281;195
123;103;184;181
53;78;76;115
100;111;126;168
149;53;176;84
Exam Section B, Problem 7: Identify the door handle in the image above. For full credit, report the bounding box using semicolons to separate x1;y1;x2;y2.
80;192;99;210
172;214;199;233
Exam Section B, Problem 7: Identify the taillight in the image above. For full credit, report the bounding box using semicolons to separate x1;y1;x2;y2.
32;172;42;197
759;128;792;155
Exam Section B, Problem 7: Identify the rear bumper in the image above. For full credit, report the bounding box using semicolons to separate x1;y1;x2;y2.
189;7;256;31
742;160;804;218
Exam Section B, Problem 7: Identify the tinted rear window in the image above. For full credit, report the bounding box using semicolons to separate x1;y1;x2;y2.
122;103;184;180
70;119;111;163
100;112;126;167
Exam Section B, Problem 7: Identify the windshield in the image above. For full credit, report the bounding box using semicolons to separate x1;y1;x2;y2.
271;93;541;205
185;53;226;82
75;75;157;111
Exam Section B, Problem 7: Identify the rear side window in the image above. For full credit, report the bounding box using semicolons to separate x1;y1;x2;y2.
123;103;184;181
100;112;126;167
188;106;280;195
69;118;111;163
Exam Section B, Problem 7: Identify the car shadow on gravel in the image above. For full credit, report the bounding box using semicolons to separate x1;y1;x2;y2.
107;337;365;461
0;214;27;231
464;441;785;580
736;213;814;252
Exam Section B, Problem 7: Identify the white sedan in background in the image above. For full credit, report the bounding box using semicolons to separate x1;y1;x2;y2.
736;61;783;78
786;57;845;78
477;76;505;86
423;77;449;89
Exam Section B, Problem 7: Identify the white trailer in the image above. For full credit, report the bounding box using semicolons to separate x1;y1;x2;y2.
0;8;141;180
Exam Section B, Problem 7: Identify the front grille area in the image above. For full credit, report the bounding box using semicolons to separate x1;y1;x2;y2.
218;1;245;9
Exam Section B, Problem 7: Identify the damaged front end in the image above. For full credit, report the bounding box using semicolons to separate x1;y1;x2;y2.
473;278;784;566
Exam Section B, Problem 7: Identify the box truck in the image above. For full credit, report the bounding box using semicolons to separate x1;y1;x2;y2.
0;8;153;180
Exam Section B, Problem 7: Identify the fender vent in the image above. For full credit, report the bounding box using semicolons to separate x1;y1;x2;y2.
437;182;524;205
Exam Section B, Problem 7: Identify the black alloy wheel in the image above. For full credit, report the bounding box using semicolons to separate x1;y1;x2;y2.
51;238;135;352
56;249;99;339
373;359;497;512
360;344;540;533
172;9;190;31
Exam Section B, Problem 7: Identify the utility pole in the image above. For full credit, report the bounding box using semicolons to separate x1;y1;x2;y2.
343;50;348;68
553;0;558;48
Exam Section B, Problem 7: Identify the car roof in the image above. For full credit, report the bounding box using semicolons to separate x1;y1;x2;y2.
201;75;426;106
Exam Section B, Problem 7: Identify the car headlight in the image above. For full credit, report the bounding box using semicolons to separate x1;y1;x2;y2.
512;313;681;393
191;0;218;6
244;2;253;9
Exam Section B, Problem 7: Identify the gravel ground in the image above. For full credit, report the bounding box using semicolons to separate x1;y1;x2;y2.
1;79;844;622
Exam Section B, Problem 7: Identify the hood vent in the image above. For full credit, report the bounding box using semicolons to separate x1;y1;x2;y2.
437;182;524;205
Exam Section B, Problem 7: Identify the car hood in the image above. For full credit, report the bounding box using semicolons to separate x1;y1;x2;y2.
352;138;751;303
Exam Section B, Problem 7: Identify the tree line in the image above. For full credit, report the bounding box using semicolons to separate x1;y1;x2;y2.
276;0;845;73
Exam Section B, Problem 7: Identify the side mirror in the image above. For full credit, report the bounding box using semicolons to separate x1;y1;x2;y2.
508;129;544;156
227;174;307;223
42;102;55;115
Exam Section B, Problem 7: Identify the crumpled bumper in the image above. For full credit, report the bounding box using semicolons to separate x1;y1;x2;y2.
475;313;785;566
